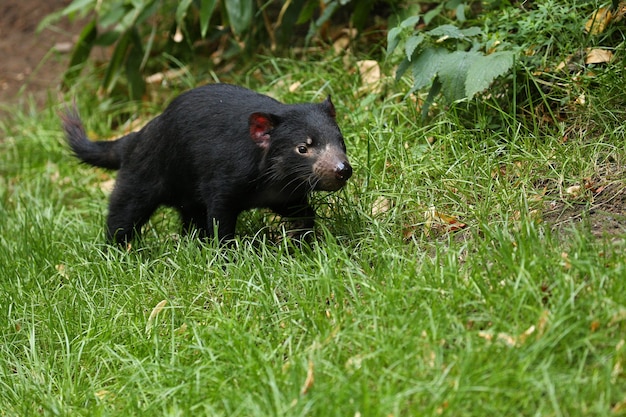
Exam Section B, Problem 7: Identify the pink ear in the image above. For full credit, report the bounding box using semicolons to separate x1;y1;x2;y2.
323;95;336;118
249;113;274;149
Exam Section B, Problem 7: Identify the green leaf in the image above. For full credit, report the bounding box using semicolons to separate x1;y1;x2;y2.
277;0;307;45
62;19;98;89
306;1;339;44
135;0;160;26
102;30;132;94
94;30;122;47
427;24;463;39
37;0;96;31
224;0;254;36
315;1;339;28
423;4;443;25
465;51;515;98
400;15;421;29
395;58;411;80
409;47;448;94
460;27;482;37
404;34;425;61
61;0;97;17
421;77;442;119
455;3;466;23
176;0;194;26
351;0;375;31
297;0;318;25
386;26;403;56
427;24;482;40
99;4;129;28
125;28;146;101
200;0;218;38
438;50;481;101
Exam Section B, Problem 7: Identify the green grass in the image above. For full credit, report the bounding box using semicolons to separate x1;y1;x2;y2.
1;49;626;416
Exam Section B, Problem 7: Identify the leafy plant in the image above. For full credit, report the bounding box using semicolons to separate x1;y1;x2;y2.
40;0;398;100
387;9;515;118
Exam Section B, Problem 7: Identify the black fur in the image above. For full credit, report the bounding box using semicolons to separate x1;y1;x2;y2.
61;84;352;244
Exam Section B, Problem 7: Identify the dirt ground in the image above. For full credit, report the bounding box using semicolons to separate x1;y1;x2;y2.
0;0;83;117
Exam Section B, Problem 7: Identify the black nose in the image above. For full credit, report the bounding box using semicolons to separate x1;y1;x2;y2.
335;161;353;181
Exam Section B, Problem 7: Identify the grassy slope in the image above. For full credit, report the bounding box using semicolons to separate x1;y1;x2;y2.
1;50;625;416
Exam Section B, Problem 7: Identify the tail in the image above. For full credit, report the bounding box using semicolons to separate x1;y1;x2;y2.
61;106;126;170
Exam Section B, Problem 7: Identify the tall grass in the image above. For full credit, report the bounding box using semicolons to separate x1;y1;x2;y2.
1;48;625;416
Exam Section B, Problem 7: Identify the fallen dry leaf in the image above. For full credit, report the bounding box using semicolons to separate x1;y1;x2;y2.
565;185;582;197
146;300;168;336
616;1;626;22
95;389;113;401
612;398;626;413
99;179;116;194
590;320;601;332
585;6;613;34
149;300;167;321
300;360;314;395
356;60;383;93
175;323;188;335
496;332;517;347
424;206;467;236
517;325;536;344
610;308;626;326
537;310;550;337
55;264;69;279
478;311;550;347
54;42;73;54
288;81;301;93
371;196;392;216
146;68;187;85
586;48;613;64
333;35;350;54
575;93;586;105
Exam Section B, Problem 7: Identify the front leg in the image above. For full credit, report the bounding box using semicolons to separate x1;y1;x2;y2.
271;200;316;241
206;208;239;243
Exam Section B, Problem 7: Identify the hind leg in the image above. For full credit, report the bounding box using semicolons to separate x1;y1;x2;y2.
106;180;160;245
179;205;208;238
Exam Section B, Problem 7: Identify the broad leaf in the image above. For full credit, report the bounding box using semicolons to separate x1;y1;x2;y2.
404;34;425;61
465;51;515;98
125;28;146;101
460;27;482;37
37;0;95;32
438;50;480;101
99;4;129;28
351;0;375;31
61;0;96;17
176;0;194;26
224;0;254;36
421;77;442;119
409;47;448;94
395;58;411;80
386;26;403;55
62;19;98;89
428;24;482;40
400;15;421;29
200;0;218;38
423;4;443;25
102;30;132;94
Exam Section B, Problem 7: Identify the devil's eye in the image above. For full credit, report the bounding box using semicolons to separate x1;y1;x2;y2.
297;145;308;154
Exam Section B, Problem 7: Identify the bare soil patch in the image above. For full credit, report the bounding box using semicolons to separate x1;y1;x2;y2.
543;163;626;240
0;0;82;117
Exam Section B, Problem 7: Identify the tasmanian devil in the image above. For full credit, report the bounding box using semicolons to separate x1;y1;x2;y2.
61;83;352;244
